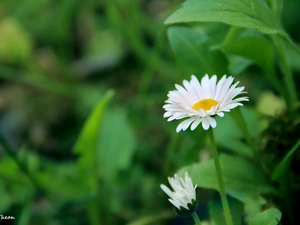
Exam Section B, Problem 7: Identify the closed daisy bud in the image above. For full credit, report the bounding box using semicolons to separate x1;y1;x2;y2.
163;74;249;132
160;172;197;215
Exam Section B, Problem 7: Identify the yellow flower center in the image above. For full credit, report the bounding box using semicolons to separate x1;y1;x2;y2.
193;98;218;111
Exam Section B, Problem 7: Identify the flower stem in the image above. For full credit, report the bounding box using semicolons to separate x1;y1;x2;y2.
191;212;201;225
207;128;233;225
271;35;297;106
231;108;267;172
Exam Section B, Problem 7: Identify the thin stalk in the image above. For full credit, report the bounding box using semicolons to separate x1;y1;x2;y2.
207;129;233;225
87;201;102;225
271;35;298;105
0;135;43;192
191;212;202;225
231;108;269;173
223;26;241;44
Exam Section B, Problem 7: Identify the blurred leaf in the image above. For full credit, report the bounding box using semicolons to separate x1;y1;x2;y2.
249;208;282;225
0;182;12;212
86;30;123;58
74;90;114;168
168;26;228;76
179;155;271;197
178;154;272;219
219;35;288;100
18;202;32;225
74;89;136;182
209;194;243;225
220;36;275;75
165;0;283;35
228;55;252;74
73;29;125;76
126;211;172;225
266;0;283;17
0;156;31;185
37;162;91;199
0;18;32;63
256;92;286;116
214;107;261;158
271;139;300;194
285;39;300;72
0;146;90;199
0;156;34;205
97;108;136;181
74;85;107;119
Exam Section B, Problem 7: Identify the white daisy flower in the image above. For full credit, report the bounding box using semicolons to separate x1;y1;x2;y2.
163;74;249;132
160;172;197;215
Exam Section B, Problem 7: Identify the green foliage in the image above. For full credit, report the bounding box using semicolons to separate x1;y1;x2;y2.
168;26;229;76
165;0;283;35
97;108;136;181
249;208;282;225
74;90;114;169
220;36;276;75
177;154;271;207
209;195;244;225
214;107;261;158
0;0;299;224
272;140;300;194
0;19;32;64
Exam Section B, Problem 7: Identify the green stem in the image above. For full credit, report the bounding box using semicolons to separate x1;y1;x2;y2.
282;32;300;57
0;135;43;193
223;26;241;44
207;129;233;225
191;212;202;225
87;201;102;225
271;35;298;106
230;108;267;170
231;108;257;154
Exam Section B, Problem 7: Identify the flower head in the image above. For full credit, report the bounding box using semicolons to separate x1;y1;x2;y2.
163;74;249;132
160;172;197;215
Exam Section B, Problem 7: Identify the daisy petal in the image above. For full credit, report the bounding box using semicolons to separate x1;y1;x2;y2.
161;172;197;212
176;118;195;132
202;118;210;130
190;119;202;131
163;74;248;131
207;117;217;128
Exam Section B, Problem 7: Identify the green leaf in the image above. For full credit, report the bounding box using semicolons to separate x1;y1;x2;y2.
165;0;283;35
0;182;12;212
36;162;91;199
249;208;282;225
73;90;114;167
271;139;300;193
219;35;287;98
256;91;286;116
97;108;136;181
178;154;272;219
178;155;271;197
0;19;32;64
209;194;243;225
220;36;275;75
228;55;252;74
214;107;261;158
126;211;172;225
168;26;229;76
266;0;283;17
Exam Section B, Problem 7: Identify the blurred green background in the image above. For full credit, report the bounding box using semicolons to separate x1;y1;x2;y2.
0;0;299;225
